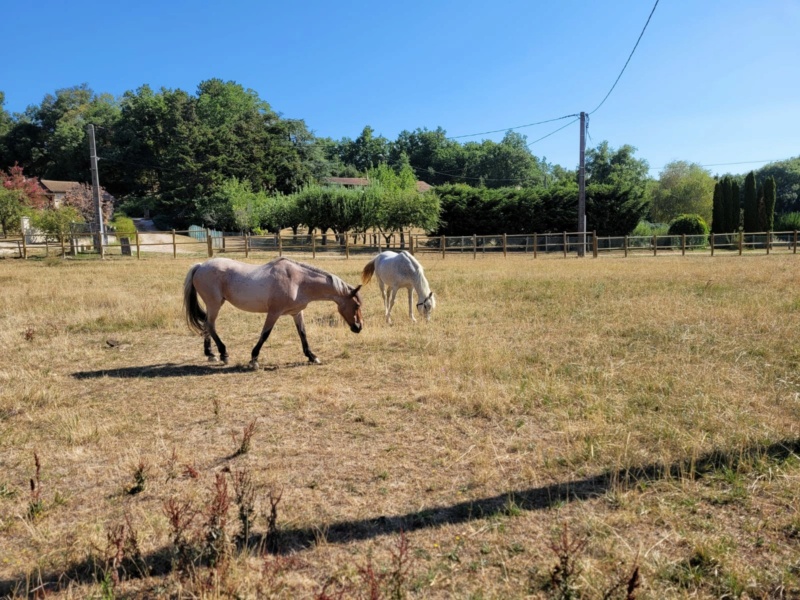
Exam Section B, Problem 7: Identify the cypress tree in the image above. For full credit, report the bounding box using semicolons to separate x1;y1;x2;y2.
728;179;741;232
743;171;758;232
712;180;723;232
763;176;776;231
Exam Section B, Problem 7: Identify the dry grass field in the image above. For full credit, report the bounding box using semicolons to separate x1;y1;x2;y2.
1;251;799;599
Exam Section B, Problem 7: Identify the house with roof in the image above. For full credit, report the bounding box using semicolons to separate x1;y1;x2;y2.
39;180;81;208
323;177;433;193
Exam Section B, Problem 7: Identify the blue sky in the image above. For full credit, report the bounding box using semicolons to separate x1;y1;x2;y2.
3;0;799;177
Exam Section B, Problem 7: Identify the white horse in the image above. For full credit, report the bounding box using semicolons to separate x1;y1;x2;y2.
361;251;435;323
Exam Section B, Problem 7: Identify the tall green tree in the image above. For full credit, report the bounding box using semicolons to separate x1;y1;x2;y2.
650;161;715;224
712;180;724;232
761;175;776;231
756;157;800;214
742;171;758;232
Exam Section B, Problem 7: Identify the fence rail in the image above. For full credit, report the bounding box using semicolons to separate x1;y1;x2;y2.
2;228;798;260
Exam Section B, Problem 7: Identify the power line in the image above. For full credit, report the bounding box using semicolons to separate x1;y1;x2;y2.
648;158;783;172
447;113;579;140
589;0;660;115
527;117;580;148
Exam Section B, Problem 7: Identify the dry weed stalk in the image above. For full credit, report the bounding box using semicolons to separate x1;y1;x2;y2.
232;418;258;457
231;468;257;546
203;472;231;567
264;488;283;554
27;452;44;521
162;497;197;575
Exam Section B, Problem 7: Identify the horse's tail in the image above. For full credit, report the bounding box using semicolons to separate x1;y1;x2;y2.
361;256;376;285
183;263;206;335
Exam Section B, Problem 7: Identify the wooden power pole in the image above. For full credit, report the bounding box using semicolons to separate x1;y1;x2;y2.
87;124;105;258
577;111;586;257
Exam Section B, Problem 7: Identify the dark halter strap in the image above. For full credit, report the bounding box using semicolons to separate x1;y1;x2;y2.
416;292;433;307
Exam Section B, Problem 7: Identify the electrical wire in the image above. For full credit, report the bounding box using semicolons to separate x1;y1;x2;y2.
589;0;659;115
447;113;579;140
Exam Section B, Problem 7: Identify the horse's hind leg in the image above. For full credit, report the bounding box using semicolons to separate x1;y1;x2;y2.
293;312;320;365
205;303;228;364
249;311;281;370
386;287;399;324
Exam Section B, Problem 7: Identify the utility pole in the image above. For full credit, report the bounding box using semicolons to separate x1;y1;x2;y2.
87;124;105;258
577;111;586;257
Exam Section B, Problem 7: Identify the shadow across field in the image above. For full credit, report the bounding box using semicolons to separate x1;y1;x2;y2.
71;361;312;379
2;438;798;595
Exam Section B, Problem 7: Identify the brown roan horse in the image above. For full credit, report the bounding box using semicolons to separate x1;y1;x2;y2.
183;257;363;369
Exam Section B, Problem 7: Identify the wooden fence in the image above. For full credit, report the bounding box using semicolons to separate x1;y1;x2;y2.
2;228;798;260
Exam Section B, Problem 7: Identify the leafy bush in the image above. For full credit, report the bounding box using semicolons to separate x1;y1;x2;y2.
109;215;137;236
668;214;709;236
151;214;173;231
775;212;800;231
631;221;669;237
117;197;155;218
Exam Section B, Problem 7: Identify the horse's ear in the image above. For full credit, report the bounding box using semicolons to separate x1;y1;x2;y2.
426;292;433;301
351;285;362;296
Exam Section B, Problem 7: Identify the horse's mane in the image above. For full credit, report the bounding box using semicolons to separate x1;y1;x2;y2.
399;251;430;294
272;257;352;295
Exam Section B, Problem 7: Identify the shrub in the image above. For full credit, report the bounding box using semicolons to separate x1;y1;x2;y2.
668;214;709;236
631;221;669;237
775;212;800;231
109;215;137;236
151;214;173;231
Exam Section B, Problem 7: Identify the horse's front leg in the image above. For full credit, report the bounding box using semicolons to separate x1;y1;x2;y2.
249;311;281;370
407;289;416;323
293;312;320;364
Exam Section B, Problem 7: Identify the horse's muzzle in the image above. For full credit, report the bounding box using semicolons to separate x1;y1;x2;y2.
350;323;362;334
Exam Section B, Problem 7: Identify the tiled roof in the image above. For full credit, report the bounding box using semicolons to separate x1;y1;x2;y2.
39;179;81;193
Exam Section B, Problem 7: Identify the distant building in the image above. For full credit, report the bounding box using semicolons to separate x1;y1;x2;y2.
39;179;115;209
323;177;433;193
39;180;81;208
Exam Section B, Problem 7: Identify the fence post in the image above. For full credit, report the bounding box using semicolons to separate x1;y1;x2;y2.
794;230;798;254
682;233;686;256
473;234;477;260
312;233;316;259
592;231;598;258
60;234;66;258
563;231;567;258
206;228;213;257
245;233;250;258
409;234;414;255
710;233;715;256
172;229;177;259
502;233;507;258
766;231;771;255
345;233;350;259
624;235;628;257
738;230;743;256
653;234;657;256
17;239;22;259
278;233;283;257
533;233;538;258
441;235;445;259
21;233;27;259
136;230;140;259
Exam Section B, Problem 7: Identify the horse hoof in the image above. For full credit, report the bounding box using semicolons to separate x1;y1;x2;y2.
311;357;321;365
208;356;219;363
249;360;259;370
221;356;229;365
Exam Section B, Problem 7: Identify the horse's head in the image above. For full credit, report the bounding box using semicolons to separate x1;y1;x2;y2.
337;285;363;333
416;291;436;322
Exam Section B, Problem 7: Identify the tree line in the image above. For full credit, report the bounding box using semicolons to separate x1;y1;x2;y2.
1;82;799;239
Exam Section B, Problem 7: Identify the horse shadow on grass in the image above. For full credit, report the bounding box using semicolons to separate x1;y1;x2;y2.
71;361;312;379
2;437;798;596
